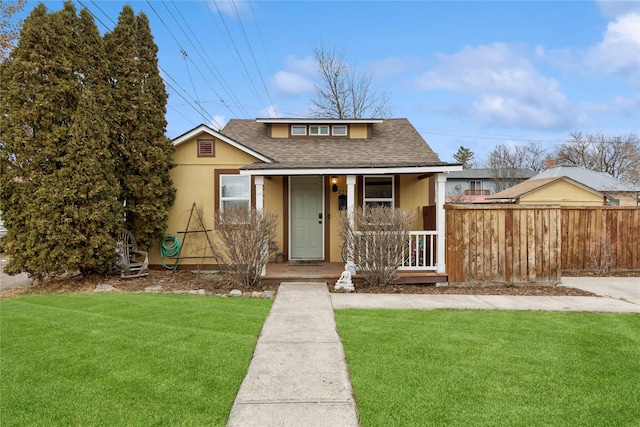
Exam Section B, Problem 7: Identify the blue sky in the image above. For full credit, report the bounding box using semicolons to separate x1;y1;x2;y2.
18;0;640;163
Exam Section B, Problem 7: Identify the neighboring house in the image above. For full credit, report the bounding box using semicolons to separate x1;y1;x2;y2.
531;164;639;206
486;176;606;206
148;118;462;273
445;168;536;203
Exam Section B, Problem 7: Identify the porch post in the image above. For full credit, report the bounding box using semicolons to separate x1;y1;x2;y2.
435;173;446;274
255;176;264;211
346;175;356;265
254;176;266;276
346;175;356;230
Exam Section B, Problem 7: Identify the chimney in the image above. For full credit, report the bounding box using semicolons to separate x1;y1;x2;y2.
546;159;555;169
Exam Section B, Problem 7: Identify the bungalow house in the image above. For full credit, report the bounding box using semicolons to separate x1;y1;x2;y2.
148;118;462;274
531;164;639;206
486;176;606;206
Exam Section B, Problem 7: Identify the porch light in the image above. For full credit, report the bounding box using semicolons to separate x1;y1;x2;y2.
331;176;338;192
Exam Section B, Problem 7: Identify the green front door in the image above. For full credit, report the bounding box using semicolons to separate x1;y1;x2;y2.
290;176;324;259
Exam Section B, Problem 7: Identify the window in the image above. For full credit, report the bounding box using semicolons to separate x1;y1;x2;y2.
198;140;215;157
220;175;250;210
470;180;482;191
309;125;329;135
364;176;394;208
291;125;306;135
332;125;347;136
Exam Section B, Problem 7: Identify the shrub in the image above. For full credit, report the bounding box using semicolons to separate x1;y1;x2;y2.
340;206;415;286
213;207;279;288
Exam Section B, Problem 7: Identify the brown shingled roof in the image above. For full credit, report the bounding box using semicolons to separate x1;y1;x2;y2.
221;118;449;170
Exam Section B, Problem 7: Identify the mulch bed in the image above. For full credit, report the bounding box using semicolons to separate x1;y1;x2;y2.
2;269;597;298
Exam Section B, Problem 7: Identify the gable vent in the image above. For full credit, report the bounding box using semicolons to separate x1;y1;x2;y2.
198;140;215;157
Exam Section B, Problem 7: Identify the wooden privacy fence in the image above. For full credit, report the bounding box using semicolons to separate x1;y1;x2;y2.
445;204;640;283
561;207;640;273
445;205;561;284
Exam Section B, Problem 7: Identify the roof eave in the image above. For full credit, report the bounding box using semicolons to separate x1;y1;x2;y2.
172;124;274;163
239;164;463;176
255;118;384;124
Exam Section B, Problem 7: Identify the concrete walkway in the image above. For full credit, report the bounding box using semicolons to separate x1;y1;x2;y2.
228;278;639;425
330;292;640;312
227;282;359;427
561;277;640;306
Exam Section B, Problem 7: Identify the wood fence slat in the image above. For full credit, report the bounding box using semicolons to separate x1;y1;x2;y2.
445;205;638;284
505;209;513;283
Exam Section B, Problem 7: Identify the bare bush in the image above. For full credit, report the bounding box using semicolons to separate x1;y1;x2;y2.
339;206;416;286
213;207;279;288
589;233;614;276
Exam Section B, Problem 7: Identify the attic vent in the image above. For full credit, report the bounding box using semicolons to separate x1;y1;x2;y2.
198;140;215;157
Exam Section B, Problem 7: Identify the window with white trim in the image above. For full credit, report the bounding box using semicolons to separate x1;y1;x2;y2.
291;125;306;135
364;176;394;208
309;125;329;135
332;125;347;136
220;175;250;210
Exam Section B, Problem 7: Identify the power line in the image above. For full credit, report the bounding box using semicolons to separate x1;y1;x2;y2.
209;0;267;113
166;0;249;118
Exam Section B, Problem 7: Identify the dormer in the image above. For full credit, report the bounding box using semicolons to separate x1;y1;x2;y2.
256;118;383;139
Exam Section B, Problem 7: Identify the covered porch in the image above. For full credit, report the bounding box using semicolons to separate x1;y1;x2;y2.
244;168;455;276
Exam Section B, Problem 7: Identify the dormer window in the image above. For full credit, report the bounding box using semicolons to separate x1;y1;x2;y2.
291;125;306;136
332;125;347;136
309;125;329;136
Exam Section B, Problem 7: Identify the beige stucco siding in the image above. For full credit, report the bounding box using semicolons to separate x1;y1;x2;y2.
399;175;432;230
270;124;289;138
148;136;276;266
519;181;604;206
349;124;368;138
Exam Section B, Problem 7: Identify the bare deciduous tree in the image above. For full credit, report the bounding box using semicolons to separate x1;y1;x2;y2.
339;206;415;286
310;44;392;119
485;141;548;192
555;132;640;185
213;207;279;288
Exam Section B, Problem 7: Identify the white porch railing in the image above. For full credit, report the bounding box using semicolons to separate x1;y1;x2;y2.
344;230;439;271
399;231;438;271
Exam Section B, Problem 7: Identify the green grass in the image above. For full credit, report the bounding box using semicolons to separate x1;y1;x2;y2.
336;310;640;427
0;293;272;426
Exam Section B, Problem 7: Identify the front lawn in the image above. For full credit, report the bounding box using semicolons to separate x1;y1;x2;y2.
0;293;271;426
336;310;640;427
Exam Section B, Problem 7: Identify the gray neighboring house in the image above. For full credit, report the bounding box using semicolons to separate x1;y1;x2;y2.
445;168;536;203
532;164;640;206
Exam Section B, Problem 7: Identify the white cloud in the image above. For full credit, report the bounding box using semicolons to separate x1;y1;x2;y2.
585;12;640;77
415;43;573;130
273;71;315;96
272;55;316;96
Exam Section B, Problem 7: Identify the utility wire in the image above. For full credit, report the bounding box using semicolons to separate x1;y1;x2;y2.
209;0;267;113
165;0;248;118
229;0;277;115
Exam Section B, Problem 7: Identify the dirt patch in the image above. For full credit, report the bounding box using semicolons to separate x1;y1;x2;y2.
1;269;597;299
1;269;279;299
345;281;596;296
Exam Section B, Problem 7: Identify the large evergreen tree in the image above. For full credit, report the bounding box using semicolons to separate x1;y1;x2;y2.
0;2;122;277
104;6;175;250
